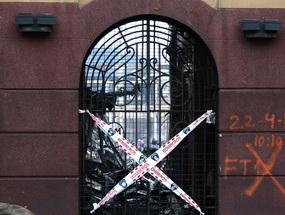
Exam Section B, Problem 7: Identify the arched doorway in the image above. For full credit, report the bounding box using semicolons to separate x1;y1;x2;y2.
79;15;218;215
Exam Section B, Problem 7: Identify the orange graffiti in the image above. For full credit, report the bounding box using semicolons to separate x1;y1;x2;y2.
224;155;252;178
245;141;285;196
229;112;285;130
224;155;238;178
239;159;251;177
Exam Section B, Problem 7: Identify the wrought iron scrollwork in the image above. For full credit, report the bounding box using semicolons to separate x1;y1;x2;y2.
80;17;217;215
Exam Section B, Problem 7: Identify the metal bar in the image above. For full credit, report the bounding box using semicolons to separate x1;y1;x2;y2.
80;18;218;215
146;19;151;215
118;26;129;48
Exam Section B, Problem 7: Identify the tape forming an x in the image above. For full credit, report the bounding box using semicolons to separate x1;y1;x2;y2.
79;109;215;215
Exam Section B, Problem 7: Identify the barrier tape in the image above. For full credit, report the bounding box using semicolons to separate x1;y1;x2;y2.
79;109;215;215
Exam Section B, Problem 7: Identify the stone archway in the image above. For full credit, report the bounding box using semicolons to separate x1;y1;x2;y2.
79;15;218;215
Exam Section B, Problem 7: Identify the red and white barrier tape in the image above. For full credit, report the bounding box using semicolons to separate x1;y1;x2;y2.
79;109;215;215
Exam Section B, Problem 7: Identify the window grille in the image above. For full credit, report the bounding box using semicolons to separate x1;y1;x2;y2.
79;16;218;215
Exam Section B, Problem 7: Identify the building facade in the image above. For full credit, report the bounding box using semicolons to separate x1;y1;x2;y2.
0;0;285;214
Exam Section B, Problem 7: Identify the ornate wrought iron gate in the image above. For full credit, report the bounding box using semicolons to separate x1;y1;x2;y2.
79;16;218;215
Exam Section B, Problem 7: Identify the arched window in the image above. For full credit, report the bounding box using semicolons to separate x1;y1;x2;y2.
79;15;218;215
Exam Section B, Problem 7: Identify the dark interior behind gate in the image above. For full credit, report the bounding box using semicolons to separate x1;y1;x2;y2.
79;16;218;215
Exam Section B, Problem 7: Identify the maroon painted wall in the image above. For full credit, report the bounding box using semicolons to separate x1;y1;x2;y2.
0;0;285;214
